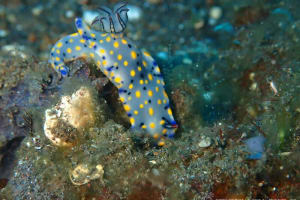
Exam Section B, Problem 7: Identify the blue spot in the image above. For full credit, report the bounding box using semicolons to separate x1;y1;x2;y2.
119;88;127;93
164;104;170;110
171;120;177;125
167;133;175;139
153;61;158;66
107;66;114;71
102;56;106;60
76;19;82;28
82;34;91;41
127;113;132;117
93;45;97;50
60;67;68;76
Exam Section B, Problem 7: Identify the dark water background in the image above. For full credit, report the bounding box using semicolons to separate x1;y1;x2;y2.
0;0;299;199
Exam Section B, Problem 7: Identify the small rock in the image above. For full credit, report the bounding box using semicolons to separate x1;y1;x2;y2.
65;10;75;18
194;20;205;30
198;136;212;148
32;5;43;16
69;163;104;186
43;87;96;146
209;6;222;20
0;29;7;37
127;5;142;21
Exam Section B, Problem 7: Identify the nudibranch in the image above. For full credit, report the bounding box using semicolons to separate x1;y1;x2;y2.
49;2;178;145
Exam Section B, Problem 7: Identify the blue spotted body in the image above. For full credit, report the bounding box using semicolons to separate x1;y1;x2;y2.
49;5;177;145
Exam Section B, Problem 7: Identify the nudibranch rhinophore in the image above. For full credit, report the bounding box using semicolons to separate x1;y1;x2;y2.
49;2;178;145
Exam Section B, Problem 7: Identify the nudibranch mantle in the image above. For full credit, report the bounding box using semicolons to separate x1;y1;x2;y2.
49;8;177;145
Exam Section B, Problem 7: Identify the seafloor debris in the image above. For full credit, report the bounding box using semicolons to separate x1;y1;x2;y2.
69;163;104;186
44;86;96;146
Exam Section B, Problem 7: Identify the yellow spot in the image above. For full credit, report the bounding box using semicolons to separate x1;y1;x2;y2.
99;49;105;54
162;129;167;134
157;99;162;104
158;140;165;146
99;40;104;43
148;107;154;116
55;57;60;61
155;67;160;73
138;66;142;71
78;29;83;35
130;70;135;77
160;120;165;125
145;80;148;84
130;117;135;125
134;110;138;115
123;60;128;66
106;37;111;42
128;96;132;101
110;50;114;55
114;62;118;67
97;60;101;66
90;53;95;58
80;39;86;43
56;49;60;54
69;38;74;43
113;41;119;48
143;60;147;67
139;80;144;85
115;77;121;83
102;60;107;66
157;79;161;84
149;122;155;129
104;70;109;76
101;33;107;37
70;33;78;37
129;84;133;89
144;100;148;105
147;74;153;81
168;108;172;115
57;42;63;48
75;46;81;51
148;90;153;97
120;97;125;103
89;41;96;48
153;133;160;139
163;91;168;98
143;51;151;57
163;99;167;104
136;90;141;98
117;54;122;60
90;33;96;38
110;71;114;77
124;104;131;112
67;48;72;53
139;104;144;108
121;39;127;44
155;87;159;92
131;51;137;59
142;124;147;129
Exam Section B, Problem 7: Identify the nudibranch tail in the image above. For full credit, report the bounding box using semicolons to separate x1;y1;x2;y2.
49;11;178;145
